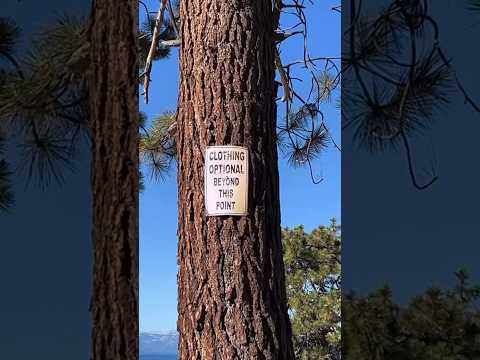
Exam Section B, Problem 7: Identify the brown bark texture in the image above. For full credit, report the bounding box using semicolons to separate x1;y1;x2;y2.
89;1;139;359
176;1;295;359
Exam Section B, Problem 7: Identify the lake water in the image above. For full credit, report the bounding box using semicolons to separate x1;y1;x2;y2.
140;354;177;360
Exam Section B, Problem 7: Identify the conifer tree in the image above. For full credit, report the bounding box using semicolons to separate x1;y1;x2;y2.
344;270;480;359
283;221;341;359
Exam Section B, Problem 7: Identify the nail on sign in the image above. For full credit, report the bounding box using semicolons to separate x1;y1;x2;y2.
204;146;249;216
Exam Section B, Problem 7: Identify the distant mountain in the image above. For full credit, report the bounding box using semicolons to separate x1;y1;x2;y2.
140;331;178;355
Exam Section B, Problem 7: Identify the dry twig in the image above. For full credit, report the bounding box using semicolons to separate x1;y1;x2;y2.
143;0;167;104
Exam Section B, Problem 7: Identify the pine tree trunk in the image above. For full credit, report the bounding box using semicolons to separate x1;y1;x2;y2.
89;1;138;359
176;1;295;359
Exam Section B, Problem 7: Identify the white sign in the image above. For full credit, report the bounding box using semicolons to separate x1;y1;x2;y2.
204;146;249;216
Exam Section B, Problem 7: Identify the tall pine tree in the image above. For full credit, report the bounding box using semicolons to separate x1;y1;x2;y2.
174;1;296;358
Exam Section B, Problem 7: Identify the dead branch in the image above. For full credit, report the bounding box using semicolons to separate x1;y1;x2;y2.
143;0;167;104
274;47;291;102
166;0;179;36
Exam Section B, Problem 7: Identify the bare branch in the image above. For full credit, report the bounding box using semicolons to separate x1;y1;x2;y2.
274;47;291;102
167;0;179;36
159;39;181;48
143;0;167;104
284;56;341;68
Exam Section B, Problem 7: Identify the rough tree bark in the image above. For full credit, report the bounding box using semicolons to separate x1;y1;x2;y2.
89;1;138;359
176;1;295;359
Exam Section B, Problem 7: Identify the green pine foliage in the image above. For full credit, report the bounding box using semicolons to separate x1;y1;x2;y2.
140;111;176;180
0;11;179;202
283;220;341;359
344;269;480;359
0;15;89;199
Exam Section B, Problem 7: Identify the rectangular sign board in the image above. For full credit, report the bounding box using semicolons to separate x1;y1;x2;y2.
204;146;249;216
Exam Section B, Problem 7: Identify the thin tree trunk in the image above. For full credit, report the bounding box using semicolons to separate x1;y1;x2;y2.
89;1;138;359
176;1;295;359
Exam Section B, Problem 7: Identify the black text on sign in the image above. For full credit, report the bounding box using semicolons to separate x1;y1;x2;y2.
204;146;249;216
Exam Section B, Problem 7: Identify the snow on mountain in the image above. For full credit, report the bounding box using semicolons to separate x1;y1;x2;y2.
140;331;179;355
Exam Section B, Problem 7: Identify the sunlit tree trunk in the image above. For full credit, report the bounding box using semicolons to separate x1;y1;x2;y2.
176;0;295;358
89;1;138;359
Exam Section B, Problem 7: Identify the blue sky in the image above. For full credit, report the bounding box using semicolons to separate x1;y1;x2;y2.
139;0;340;332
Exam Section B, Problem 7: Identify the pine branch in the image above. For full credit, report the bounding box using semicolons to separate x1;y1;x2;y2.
139;112;177;180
